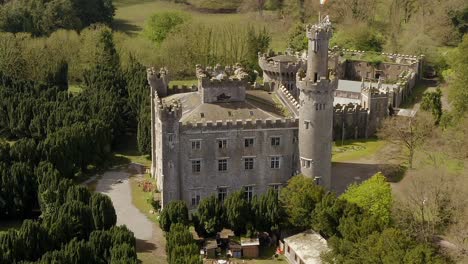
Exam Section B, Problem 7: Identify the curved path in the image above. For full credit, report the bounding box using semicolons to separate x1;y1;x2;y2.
95;168;153;240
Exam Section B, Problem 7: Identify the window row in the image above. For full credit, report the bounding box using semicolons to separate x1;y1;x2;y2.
189;137;281;150
190;184;282;206
191;156;281;173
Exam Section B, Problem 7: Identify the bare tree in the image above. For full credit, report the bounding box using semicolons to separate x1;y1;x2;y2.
378;112;434;169
394;167;467;243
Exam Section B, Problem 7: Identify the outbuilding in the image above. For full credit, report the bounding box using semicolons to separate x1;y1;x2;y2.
241;237;260;258
283;230;329;264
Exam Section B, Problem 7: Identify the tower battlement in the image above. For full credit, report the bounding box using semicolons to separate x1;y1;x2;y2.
147;67;169;97
306;17;333;39
156;99;182;121
258;56;304;73
196;63;249;81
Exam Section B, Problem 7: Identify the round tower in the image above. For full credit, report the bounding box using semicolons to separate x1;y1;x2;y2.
297;17;334;188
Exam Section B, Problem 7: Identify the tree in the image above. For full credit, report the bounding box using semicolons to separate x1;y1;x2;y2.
17;220;50;261
196;195;224;236
224;190;251;235
421;88;442;124
287;23;308;52
446;35;468;118
166;223;201;264
66;185;91;204
251;188;283;233
143;11;190;44
110;243;138;264
394;166;466;243
90;192;117;230
159;200;189;232
244;26;271;77
330;23;384;52
280;175;324;230
340;172;393;227
378;112;434;169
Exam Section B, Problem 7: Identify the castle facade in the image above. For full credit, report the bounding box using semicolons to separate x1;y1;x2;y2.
148;18;422;208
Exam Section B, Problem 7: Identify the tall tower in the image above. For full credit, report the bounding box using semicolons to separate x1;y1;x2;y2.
297;17;334;188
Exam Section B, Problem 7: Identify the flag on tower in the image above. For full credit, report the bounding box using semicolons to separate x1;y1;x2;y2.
320;0;329;5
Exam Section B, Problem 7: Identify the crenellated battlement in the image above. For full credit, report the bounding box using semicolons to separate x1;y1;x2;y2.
167;85;198;95
297;76;337;93
156;99;182;120
147;67;169;97
180;117;299;131
196;63;249;81
334;103;368;113
258;56;304;73
278;85;300;110
199;76;248;88
306;16;333;38
340;49;422;65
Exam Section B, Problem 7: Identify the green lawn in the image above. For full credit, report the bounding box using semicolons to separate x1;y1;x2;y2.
113;0;288;51
129;174;159;224
332;138;387;162
113;134;152;167
68;84;83;95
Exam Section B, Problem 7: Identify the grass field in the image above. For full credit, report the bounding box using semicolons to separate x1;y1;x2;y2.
332;138;387;163
113;0;289;51
68;84;83;95
113;134;152;167
129;174;159;224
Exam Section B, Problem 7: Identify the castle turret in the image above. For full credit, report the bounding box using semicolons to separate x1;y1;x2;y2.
147;67;169;97
156;100;182;208
297;17;334;188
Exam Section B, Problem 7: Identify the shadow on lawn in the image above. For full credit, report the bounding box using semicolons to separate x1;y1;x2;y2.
113;18;142;35
136;238;157;253
332;162;407;194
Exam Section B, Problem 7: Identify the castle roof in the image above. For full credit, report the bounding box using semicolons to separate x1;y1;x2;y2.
337;80;396;94
162;89;291;123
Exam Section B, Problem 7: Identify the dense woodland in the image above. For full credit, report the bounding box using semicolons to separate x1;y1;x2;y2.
0;0;467;263
0;22;146;264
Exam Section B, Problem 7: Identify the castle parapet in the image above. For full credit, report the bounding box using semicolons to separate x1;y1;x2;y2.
147;67;169;97
340;49;422;65
180;117;299;131
157;99;182;121
168;85;198;95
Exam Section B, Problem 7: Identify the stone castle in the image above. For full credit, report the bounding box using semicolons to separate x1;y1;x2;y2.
148;17;423;208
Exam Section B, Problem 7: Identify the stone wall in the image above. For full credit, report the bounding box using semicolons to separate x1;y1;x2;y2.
199;78;248;103
332;104;368;140
177;118;299;209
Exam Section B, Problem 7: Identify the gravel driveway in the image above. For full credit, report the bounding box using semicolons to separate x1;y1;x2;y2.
96;169;153;240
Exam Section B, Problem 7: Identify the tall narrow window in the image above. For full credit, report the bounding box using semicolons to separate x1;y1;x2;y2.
191;192;201;206
218;188;227;202
218;139;227;149
244;186;254;202
271;137;280;146
191;160;201;173
191;140;201;150
314;72;318;82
